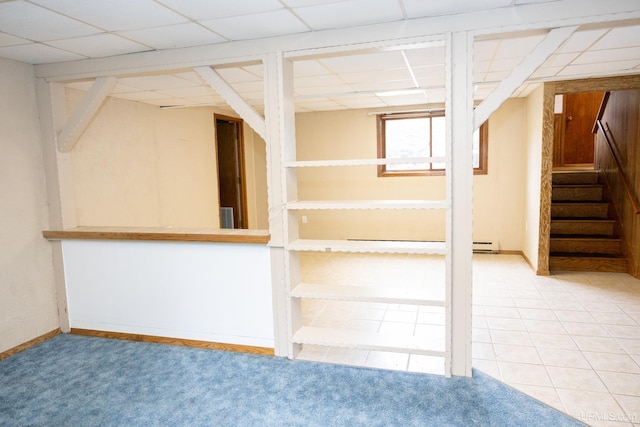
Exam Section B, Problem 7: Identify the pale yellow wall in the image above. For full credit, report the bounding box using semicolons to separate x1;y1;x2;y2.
0;57;59;352
69;89;268;229
295;100;528;250
522;85;545;267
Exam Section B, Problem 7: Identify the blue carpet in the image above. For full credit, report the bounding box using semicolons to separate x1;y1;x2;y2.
0;334;584;426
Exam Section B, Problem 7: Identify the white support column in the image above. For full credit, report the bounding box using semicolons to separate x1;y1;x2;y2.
194;66;266;140
57;76;117;153
263;52;297;357
37;79;78;332
474;25;577;130
446;31;474;377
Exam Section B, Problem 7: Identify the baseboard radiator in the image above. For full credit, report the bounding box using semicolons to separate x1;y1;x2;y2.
347;239;499;254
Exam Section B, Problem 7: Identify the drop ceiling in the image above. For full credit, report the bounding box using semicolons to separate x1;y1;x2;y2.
1;0;639;112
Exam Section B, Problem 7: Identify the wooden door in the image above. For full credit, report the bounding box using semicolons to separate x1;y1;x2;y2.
215;115;247;229
561;92;604;165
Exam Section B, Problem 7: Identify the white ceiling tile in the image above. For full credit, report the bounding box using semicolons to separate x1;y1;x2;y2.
574;47;640;65
119;23;225;50
530;66;563;79
112;91;168;101
319;51;405;73
156;86;216;98
184;94;226;105
350;80;415;92
0;42;85;64
542;52;579;67
486;58;522;72
494;34;546;59
48;33;150;58
411;65;445;80
215;67;262;83
295;84;354;96
403;0;510;18
339;69;409;84
143;97;190;107
283;0;349;7
294;60;331;77
293;0;403;30
333;94;386;109
590;25;640;50
31;0;186;32
200;10;308;40
403;47;445;67
556;60;640;77
296;74;346;88
474;39;498;62
484;70;511;81
156;0;283;20
0;32;30;47
557;29;608;53
295;99;344;111
0;1;100;41
118;75;199;91
228;80;264;93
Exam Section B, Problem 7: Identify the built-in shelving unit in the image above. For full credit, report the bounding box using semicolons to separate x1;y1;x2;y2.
282;148;452;372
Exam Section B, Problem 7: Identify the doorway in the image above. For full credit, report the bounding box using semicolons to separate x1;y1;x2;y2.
552;91;604;168
215;114;247;229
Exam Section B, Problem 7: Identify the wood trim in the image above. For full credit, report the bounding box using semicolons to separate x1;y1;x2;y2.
42;227;270;244
70;329;275;356
0;328;61;361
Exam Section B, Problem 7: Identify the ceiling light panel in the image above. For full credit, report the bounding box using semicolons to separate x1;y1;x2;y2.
292;0;403;30
0;1;99;41
119;23;225;50
200;10;308;40
156;0;284;20
30;0;186;32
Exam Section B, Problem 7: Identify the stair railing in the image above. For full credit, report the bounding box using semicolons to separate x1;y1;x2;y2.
593;92;640;214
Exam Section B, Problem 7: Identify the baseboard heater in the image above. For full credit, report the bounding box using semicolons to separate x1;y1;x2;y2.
347;239;499;254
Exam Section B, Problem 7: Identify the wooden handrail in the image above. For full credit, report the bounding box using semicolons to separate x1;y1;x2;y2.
595;119;640;214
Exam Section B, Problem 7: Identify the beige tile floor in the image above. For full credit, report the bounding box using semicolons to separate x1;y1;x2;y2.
294;252;640;427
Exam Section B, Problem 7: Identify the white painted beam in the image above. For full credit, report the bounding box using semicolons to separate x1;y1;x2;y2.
474;26;578;130
446;31;474;377
263;53;296;358
35;0;640;81
57;76;117;153
194;66;266;140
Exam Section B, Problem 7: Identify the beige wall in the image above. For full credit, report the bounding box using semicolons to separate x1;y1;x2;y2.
295;99;528;250
0;58;59;352
522;85;545;267
69;90;268;229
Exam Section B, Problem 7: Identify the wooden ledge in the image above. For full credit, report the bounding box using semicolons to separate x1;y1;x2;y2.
43;226;270;244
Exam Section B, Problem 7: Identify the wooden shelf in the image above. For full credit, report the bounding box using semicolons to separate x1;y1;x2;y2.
287;239;447;254
43;226;270;244
290;283;445;306
287;200;448;210
286;156;446;168
292;326;446;357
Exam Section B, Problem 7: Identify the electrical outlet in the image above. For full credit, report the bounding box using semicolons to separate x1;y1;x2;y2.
301;215;308;224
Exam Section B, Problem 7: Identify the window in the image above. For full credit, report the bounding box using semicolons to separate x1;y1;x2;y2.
377;111;488;176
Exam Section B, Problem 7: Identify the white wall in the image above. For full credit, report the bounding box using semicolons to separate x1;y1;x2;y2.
523;85;545;268
0;58;59;352
69;90;268;229
62;240;274;348
295;100;528;251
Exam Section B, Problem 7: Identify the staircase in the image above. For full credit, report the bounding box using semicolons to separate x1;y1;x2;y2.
550;170;628;272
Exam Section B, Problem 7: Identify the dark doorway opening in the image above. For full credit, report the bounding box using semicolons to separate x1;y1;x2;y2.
215;114;247;229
